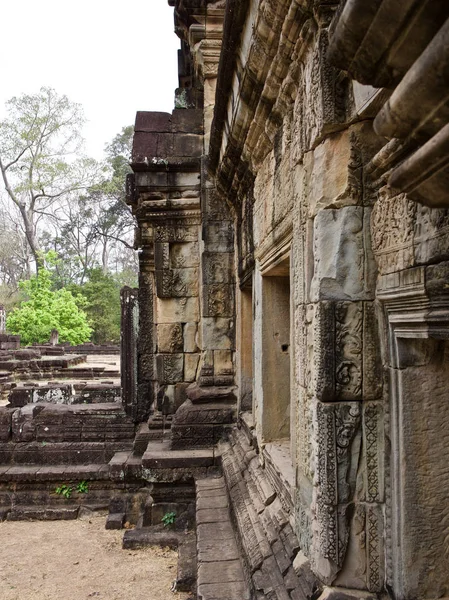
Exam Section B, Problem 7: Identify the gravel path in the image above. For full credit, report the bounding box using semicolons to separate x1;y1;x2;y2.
0;514;191;600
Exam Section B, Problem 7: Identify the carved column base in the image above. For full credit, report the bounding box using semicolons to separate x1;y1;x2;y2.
170;393;237;450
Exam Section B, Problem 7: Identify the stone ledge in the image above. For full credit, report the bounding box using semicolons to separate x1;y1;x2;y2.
6;505;80;521
122;528;180;550
317;587;377;600
197;581;250;600
142;442;215;469
195;476;250;600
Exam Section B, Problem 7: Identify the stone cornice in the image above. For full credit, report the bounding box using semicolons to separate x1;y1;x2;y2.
209;0;315;205
256;217;293;275
329;0;449;207
377;264;449;341
208;0;250;175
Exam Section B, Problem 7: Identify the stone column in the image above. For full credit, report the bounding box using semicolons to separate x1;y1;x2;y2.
120;287;139;420
129;109;203;425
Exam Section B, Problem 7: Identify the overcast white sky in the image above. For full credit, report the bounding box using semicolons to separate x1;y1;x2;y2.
0;0;180;158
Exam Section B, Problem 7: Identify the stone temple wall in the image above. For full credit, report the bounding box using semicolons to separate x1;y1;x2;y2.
129;1;449;598
217;4;386;591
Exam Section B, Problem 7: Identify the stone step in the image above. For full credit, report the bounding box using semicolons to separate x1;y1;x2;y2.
0;463;110;483
6;505;80;521
133;422;152;455
141;442;220;482
0;440;133;465
142;442;216;469
105;512;125;530
123;528;181;550
221;430;317;600
108;450;142;480
196;476;251;600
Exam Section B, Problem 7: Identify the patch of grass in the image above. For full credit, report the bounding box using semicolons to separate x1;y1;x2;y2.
161;511;176;527
54;484;72;499
76;481;89;494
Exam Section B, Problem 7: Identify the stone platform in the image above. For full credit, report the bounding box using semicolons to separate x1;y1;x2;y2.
196;476;250;600
0;354;121;406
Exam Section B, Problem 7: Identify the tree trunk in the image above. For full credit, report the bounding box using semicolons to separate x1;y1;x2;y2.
19;204;42;272
102;241;109;274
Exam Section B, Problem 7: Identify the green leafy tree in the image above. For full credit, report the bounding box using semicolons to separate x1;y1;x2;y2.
6;267;92;346
68;269;121;344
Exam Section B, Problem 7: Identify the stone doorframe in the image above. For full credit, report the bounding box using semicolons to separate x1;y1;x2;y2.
254;228;293;449
377;265;449;599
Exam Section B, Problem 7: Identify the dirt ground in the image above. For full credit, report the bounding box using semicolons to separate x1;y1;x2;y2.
0;513;192;600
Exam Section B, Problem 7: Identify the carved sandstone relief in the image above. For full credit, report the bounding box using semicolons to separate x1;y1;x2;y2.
371;187;416;275
414;204;449;265
296;29;351;157
155;267;198;298
314;401;362;569
306;303;359;402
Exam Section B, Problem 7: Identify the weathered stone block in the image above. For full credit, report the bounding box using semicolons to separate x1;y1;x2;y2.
201;318;234;350
171;424;214;448
135;111;171;132
173;401;235;425
334;505;367;591
314;401;362;574
105;512;125;530
197;559;244;586
172;133;202;157
213;350;233;377
184;354;200;382
183;322;198;353
203;188;232;220
294;29;351;157
155;268;198;298
370;188;416;275
156;297;199;324
170;242;199;268
197;581;250;600
310;206;375;302
156;132;174;156
362;303;382;401
167;171;201;189
153;222;199;243
203;283;234;317
171;109;203;134
305;130;361;218
202;252;233;284
197;536;239;562
156;354;184;385
138;353;155;381
305;301;379;402
154;242;170;270
203;221;234;252
132;131;158;163
0;408;14;442
157;323;183;354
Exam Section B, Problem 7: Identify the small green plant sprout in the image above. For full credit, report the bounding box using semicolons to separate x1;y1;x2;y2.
161;511;176;527
76;481;89;494
54;484;72;499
